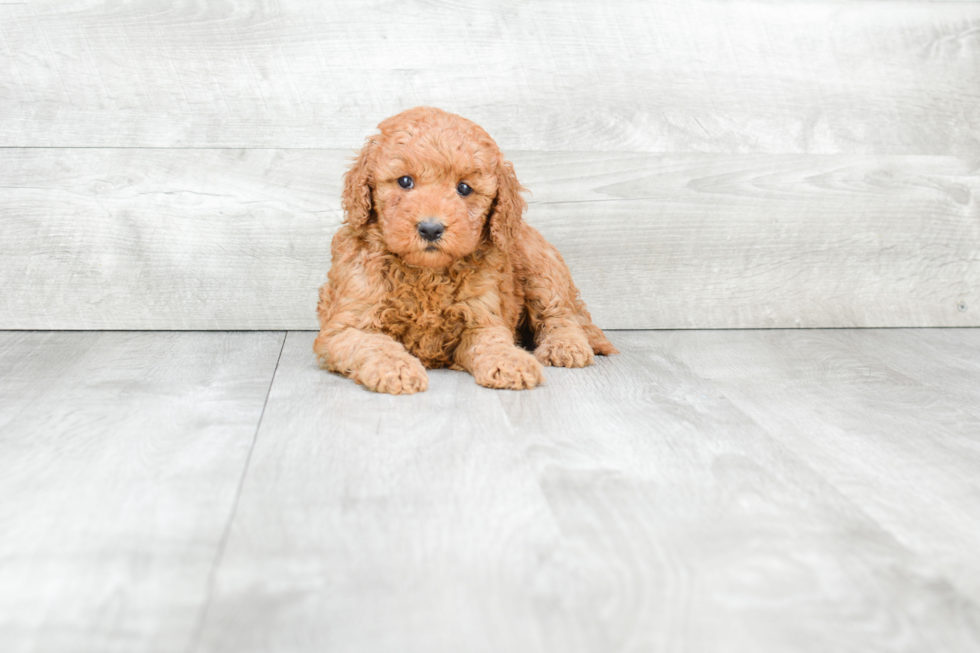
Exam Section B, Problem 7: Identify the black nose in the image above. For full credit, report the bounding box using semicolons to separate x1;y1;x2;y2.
417;220;445;242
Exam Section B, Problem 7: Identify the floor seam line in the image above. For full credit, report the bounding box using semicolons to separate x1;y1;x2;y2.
184;331;289;653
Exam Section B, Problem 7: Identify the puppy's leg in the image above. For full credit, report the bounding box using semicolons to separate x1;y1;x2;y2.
314;327;428;395
315;230;430;394
520;228;619;367
455;326;544;390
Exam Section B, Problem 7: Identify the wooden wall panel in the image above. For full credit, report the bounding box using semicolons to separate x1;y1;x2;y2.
3;148;976;329
1;1;977;329
1;1;978;154
0;148;337;329
534;152;980;329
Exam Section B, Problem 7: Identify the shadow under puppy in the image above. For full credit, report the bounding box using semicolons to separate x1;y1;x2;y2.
315;106;617;394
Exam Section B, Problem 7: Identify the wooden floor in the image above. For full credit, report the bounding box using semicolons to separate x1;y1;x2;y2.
2;329;979;653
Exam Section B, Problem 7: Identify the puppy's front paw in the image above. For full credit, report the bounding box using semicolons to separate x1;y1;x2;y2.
535;329;595;368
357;353;429;395
472;347;545;390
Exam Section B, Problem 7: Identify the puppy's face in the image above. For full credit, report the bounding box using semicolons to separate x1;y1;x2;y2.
361;110;502;268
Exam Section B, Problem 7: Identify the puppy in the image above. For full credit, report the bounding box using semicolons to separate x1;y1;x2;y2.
314;107;617;394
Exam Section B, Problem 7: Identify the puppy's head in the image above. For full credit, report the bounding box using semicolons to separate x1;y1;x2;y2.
341;106;526;268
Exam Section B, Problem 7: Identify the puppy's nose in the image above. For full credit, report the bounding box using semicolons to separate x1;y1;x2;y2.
417;219;445;242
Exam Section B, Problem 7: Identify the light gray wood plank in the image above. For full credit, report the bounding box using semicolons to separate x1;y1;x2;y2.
194;330;980;653
0;331;285;653
530;153;980;329
652;328;980;603
825;328;980;416
492;333;980;652
1;1;978;153
2;148;977;329
0;148;337;330
193;332;551;653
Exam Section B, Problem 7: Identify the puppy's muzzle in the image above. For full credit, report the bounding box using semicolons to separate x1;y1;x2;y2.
417;219;445;242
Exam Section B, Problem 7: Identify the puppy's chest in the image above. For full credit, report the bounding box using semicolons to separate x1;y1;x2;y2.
374;271;472;367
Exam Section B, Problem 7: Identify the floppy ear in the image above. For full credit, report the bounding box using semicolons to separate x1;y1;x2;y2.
341;138;378;233
488;158;527;250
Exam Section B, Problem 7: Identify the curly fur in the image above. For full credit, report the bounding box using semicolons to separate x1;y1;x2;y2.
314;106;617;394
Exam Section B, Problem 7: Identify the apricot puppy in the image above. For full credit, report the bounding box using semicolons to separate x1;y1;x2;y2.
314;107;617;394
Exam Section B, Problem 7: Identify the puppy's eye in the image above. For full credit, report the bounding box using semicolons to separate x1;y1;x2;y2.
457;182;473;196
397;176;414;189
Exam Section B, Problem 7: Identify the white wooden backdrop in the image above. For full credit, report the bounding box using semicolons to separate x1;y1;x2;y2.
1;0;978;329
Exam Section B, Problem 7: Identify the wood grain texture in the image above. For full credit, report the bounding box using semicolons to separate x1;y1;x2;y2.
652;329;980;605
0;148;337;329
0;331;285;653
525;152;980;329
2;148;977;329
192;330;980;653
1;1;978;153
827;328;980;412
